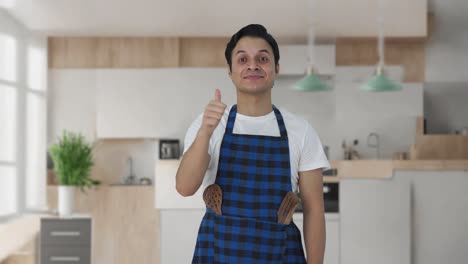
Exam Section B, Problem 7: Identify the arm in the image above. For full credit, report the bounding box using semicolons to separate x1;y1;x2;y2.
299;168;325;264
175;130;211;196
175;89;226;196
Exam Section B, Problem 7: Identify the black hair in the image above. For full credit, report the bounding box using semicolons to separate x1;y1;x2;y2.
224;24;280;70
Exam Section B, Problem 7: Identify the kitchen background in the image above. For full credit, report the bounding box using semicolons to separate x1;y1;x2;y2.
1;0;468;264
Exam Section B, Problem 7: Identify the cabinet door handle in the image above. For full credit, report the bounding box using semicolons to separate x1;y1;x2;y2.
50;231;81;237
50;256;80;262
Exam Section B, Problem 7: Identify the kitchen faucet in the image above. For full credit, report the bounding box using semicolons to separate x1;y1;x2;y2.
367;132;380;159
124;156;136;184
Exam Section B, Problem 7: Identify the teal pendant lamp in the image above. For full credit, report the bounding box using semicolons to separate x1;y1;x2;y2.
294;67;332;91
361;66;402;92
360;0;402;92
293;0;332;92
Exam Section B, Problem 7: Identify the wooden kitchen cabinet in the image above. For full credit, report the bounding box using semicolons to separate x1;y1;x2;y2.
48;37;179;69
179;38;228;67
47;186;159;264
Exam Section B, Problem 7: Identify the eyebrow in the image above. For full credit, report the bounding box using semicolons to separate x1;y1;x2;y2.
235;49;271;55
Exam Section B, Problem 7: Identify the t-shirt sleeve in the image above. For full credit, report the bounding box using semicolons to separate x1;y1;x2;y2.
182;113;216;158
299;122;330;172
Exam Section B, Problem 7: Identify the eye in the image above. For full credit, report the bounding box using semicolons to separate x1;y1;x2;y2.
259;56;269;63
238;57;247;64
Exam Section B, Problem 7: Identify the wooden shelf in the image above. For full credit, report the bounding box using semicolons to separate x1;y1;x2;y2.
410;116;468;160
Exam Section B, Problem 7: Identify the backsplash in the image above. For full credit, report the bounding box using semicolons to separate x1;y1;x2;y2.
87;139;157;184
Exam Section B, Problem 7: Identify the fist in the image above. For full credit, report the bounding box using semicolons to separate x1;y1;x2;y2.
199;89;227;137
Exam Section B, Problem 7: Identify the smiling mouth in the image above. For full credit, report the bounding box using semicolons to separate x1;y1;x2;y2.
244;76;264;79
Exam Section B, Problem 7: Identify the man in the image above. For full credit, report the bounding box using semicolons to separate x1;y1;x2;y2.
176;24;329;264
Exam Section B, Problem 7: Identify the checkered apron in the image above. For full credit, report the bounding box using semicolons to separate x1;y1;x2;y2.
192;105;306;264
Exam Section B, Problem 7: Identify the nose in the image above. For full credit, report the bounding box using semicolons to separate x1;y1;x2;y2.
247;61;260;71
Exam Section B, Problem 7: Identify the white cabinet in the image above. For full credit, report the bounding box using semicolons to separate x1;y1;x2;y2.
161;211;339;264
160;209;205;264
155;160;205;209
49;70;98;141
96;68;235;139
96;70;158;138
340;178;410;264
293;213;340;264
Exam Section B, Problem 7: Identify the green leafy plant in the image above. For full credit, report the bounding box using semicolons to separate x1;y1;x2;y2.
49;130;100;191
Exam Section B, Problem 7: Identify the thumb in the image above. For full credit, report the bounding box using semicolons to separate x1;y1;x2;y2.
214;88;222;102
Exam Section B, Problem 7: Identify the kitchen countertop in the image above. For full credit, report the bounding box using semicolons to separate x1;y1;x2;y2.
326;159;468;180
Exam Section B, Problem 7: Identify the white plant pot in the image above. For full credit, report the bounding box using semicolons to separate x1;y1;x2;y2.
58;186;75;216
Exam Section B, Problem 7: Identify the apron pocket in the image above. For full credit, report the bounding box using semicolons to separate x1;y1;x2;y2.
213;213;287;264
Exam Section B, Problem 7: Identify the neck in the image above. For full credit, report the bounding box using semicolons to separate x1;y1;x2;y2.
236;91;273;116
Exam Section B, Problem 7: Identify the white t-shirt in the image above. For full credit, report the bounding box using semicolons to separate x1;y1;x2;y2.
182;105;330;192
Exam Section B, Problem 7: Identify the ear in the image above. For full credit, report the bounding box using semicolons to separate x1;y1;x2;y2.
228;67;232;78
275;63;280;75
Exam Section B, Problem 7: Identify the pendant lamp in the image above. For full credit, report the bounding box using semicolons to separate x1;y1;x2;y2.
293;0;331;92
360;0;402;92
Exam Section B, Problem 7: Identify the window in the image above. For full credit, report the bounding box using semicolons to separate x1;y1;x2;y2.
25;92;47;209
0;16;47;220
0;33;18;218
0;84;16;163
0;33;16;82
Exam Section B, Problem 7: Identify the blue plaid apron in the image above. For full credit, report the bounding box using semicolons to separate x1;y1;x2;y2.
192;105;306;263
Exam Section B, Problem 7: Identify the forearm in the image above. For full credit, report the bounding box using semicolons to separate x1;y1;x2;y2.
303;207;325;264
175;130;211;196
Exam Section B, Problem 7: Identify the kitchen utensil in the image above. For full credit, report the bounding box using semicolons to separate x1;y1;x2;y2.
277;192;300;225
342;139;360;160
461;127;468;135
139;177;152;185
393;152;408;160
203;184;222;215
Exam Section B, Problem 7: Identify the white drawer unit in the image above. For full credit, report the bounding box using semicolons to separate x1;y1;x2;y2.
293;213;340;264
40;217;92;264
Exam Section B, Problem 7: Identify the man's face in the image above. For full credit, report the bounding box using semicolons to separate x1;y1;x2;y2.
228;36;279;95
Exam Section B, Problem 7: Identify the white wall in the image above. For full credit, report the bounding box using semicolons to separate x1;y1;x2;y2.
423;82;468;134
426;0;468;82
423;1;468;134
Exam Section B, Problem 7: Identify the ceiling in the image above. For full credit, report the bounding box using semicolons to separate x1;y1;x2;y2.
2;0;428;38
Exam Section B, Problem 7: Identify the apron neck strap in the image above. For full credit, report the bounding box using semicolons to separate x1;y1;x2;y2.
225;104;288;138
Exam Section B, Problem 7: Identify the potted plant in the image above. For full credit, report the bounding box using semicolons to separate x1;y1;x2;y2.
49;130;100;216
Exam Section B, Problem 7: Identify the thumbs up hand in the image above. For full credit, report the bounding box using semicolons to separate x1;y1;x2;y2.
199;88;227;138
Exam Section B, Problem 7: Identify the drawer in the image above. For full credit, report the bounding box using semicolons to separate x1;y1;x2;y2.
41;219;91;246
41;246;90;264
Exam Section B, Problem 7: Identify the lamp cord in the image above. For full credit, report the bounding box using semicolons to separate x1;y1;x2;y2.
307;0;317;70
377;0;385;69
